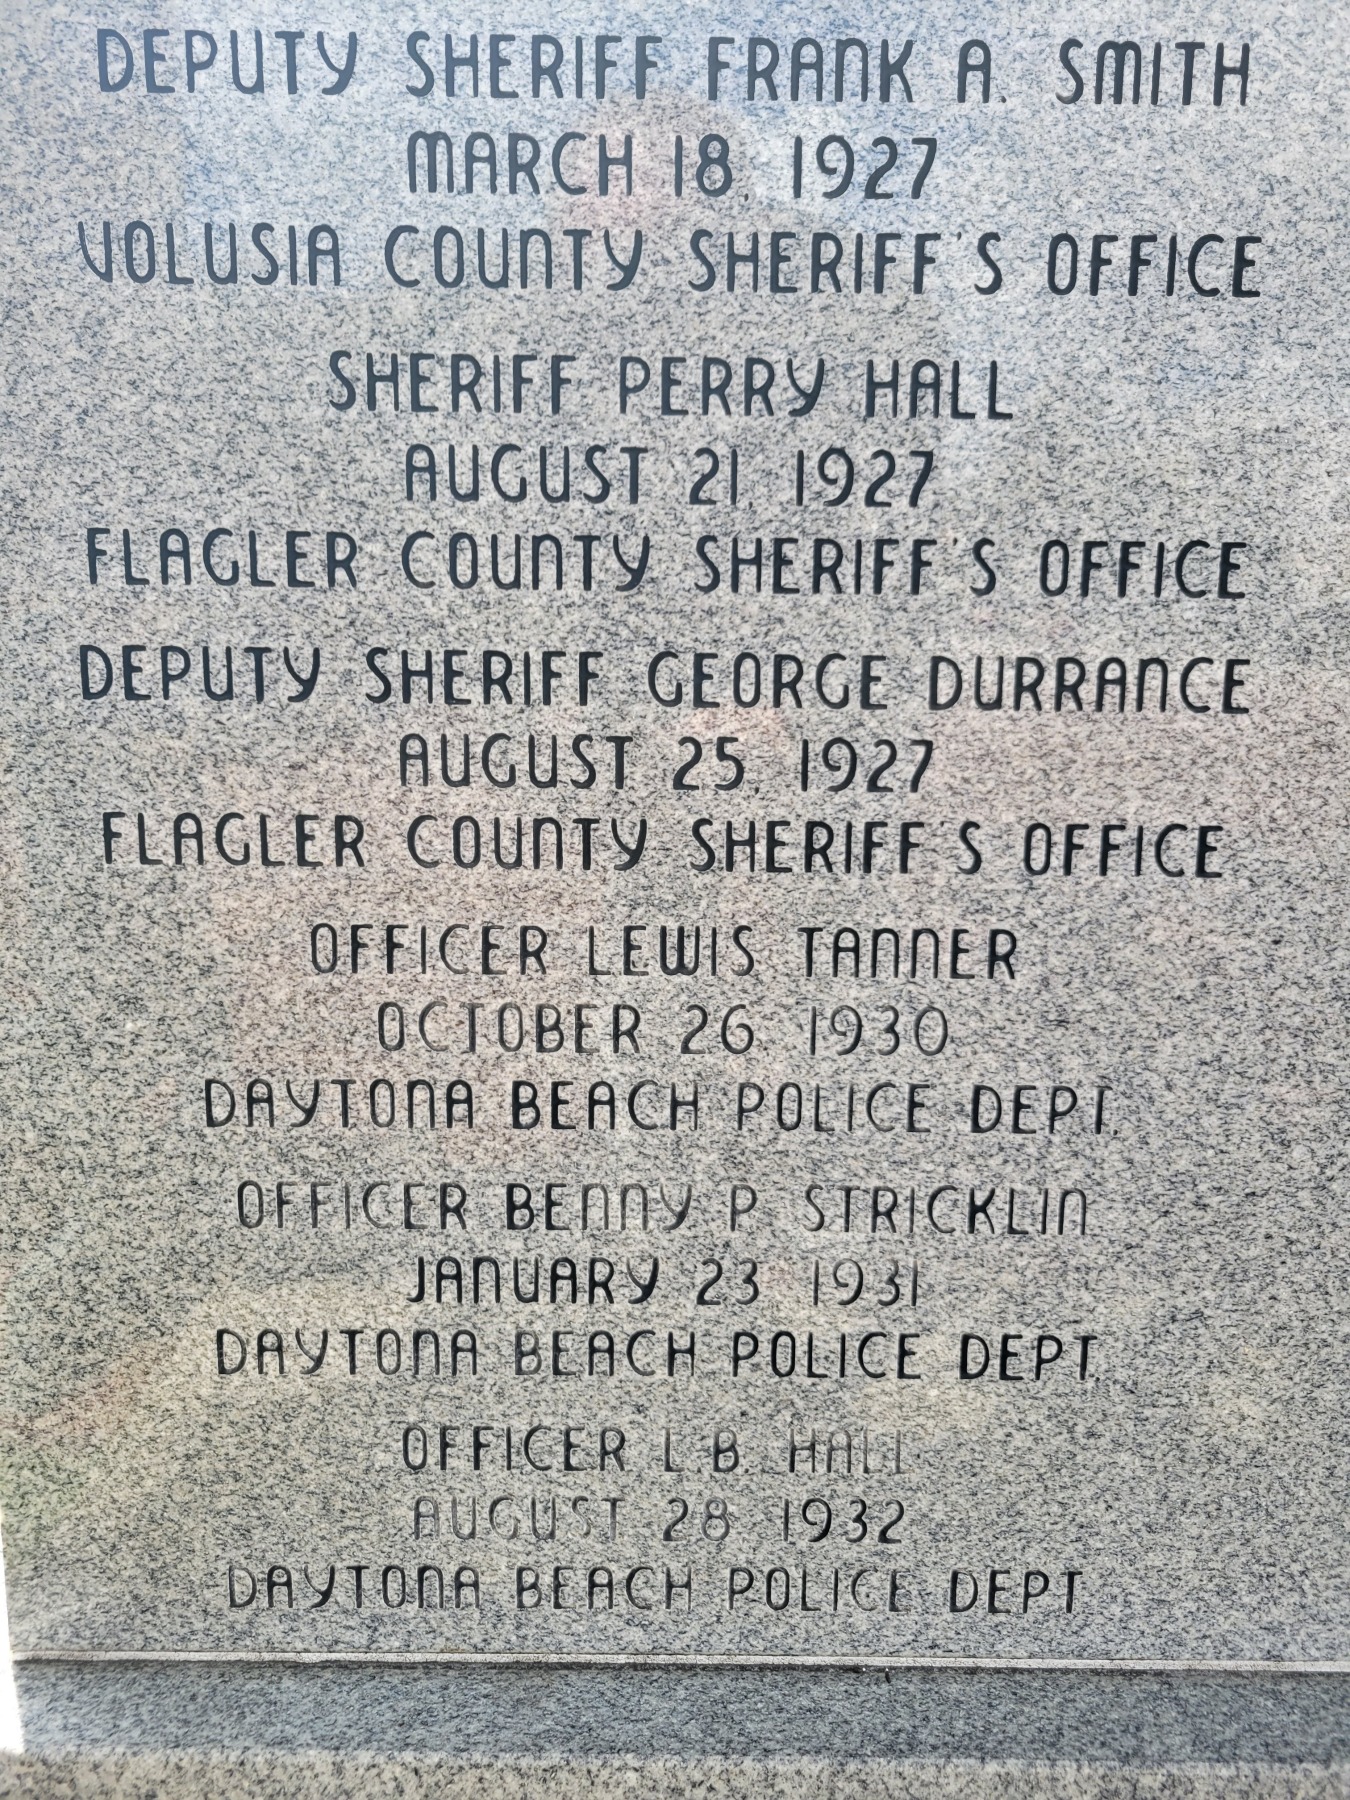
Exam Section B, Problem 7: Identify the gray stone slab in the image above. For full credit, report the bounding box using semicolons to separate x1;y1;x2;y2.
8;1663;1350;1761
2;1756;1349;1800
2;1665;1349;1798
0;0;1347;1786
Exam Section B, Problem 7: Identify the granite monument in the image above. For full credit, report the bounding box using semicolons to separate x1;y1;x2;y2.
0;1;1346;1791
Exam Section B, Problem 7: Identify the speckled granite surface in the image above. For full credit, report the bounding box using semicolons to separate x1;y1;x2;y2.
0;0;1348;1786
2;1755;1348;1800
3;1665;1350;1793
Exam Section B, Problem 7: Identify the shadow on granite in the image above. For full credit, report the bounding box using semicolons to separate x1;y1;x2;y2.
9;1664;1350;1762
